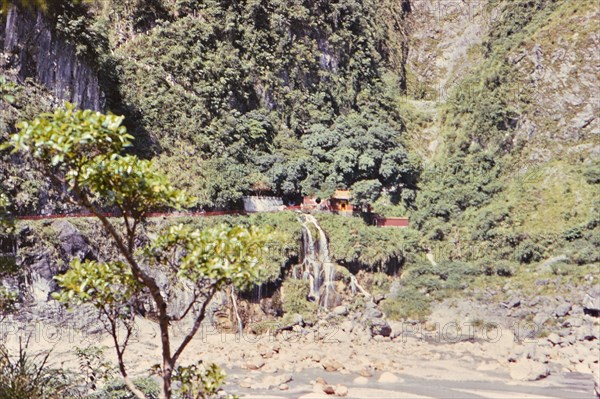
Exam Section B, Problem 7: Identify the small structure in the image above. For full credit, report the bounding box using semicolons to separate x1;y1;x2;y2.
329;190;353;214
243;196;284;212
374;216;410;228
301;190;355;215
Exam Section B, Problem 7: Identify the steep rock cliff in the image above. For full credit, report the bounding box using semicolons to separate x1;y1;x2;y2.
1;6;104;110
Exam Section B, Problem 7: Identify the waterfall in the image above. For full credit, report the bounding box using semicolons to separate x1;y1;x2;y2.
300;214;337;308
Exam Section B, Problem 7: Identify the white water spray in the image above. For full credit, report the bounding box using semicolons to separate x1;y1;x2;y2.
300;214;336;307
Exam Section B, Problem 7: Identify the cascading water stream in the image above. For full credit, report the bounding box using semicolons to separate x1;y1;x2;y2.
299;214;336;307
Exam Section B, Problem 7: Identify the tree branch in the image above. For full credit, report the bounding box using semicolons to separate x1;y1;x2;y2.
172;285;217;364
104;308;148;399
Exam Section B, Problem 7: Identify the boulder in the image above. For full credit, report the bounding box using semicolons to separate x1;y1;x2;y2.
363;301;383;319
576;324;598;341
509;359;550;381
333;305;349;316
52;220;94;262
533;312;550;327
547;333;561;346
322;358;344;372
28;251;56;282
370;319;392;337
563;317;583;328
555;303;572;317
583;287;600;317
262;373;292;387
503;297;521;308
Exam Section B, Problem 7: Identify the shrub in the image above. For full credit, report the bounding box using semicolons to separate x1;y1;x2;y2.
281;278;317;323
550;262;572;276
514;240;543;263
0;340;73;399
495;260;516;277
381;288;431;321
91;377;160;399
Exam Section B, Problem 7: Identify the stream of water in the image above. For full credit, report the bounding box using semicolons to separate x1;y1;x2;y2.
300;214;336;308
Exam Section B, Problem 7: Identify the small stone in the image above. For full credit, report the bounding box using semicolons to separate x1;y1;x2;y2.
359;367;374;377
506;297;521;308
563;317;583;328
378;371;400;383
353;376;369;385
279;384;289;391
334;384;349;397
323;385;336;395
261;373;292;388
322;359;344;372
240;379;253;388
316;377;328;385
340;320;354;332
245;359;265;370
547;333;561;345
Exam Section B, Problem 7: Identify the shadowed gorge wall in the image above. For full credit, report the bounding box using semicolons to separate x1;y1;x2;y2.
1;5;104;110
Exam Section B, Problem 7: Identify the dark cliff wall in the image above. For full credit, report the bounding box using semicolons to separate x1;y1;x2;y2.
1;6;104;110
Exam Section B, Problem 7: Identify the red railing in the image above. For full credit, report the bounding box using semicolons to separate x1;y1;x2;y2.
16;206;304;221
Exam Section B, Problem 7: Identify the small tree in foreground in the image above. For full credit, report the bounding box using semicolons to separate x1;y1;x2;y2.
4;103;268;399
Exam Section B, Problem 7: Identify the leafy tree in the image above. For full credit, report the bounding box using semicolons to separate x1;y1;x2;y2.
299;112;419;199
4;104;269;399
350;179;382;208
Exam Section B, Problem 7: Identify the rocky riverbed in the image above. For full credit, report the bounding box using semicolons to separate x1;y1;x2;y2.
3;290;599;399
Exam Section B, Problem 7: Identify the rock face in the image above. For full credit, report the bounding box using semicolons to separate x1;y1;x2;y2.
1;6;104;110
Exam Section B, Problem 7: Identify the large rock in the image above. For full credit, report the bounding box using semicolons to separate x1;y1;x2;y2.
332;305;349;316
554;303;572;317
583;287;600;316
52;220;94;262
362;301;383;319
370;319;392;337
575;323;598;341
28;251;56;282
533;312;550;327
509;359;550;381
